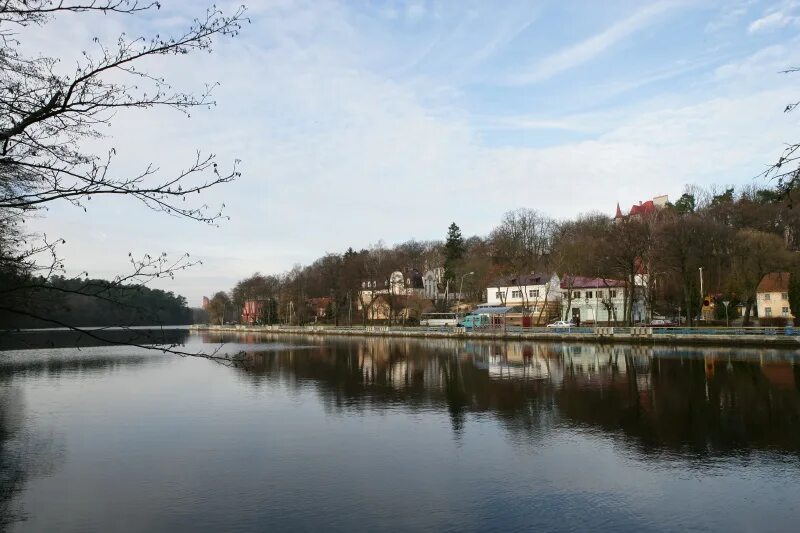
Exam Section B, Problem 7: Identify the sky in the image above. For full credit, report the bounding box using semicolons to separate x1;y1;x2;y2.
22;0;800;305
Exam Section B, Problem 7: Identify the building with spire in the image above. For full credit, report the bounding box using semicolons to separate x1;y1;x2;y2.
614;194;669;222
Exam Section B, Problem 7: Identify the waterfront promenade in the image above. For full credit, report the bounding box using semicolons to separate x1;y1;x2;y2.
191;324;800;348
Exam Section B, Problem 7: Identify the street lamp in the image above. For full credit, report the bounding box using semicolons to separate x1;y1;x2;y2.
698;266;704;322
458;272;475;311
699;267;704;297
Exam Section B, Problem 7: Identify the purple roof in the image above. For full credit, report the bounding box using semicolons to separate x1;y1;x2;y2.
560;276;626;289
488;273;551;287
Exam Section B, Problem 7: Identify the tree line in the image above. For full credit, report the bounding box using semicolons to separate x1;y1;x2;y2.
0;2;243;357
208;183;800;327
0;276;193;328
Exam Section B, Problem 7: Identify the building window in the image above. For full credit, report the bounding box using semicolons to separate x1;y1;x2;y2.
782;307;790;316
586;291;593;299
764;293;771;301
572;291;581;299
511;290;521;298
765;307;773;317
782;292;789;300
529;289;539;298
495;291;502;299
596;291;603;298
610;290;617;298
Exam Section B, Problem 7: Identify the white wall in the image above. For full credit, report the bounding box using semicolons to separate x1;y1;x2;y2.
563;287;646;323
757;291;792;319
485;281;561;306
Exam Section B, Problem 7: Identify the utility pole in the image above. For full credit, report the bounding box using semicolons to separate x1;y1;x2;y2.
699;267;704;301
699;266;704;322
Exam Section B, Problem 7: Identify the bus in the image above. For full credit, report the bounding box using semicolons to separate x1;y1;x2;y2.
420;312;460;327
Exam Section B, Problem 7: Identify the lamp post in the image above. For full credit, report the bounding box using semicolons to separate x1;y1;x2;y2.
722;300;730;328
698;266;704;323
458;272;474;311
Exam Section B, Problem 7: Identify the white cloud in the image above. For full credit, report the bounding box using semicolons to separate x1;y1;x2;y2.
507;1;682;85
714;39;800;81
748;3;800;33
19;0;800;305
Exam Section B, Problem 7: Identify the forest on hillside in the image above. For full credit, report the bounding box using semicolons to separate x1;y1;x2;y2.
207;184;800;326
0;276;192;329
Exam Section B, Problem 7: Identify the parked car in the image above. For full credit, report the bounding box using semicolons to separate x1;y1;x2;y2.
547;320;575;328
648;318;675;327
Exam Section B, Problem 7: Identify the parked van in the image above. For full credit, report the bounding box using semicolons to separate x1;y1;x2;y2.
459;313;491;330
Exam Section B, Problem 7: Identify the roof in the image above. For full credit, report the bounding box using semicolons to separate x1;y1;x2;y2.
560;276;626;289
629;200;656;217
614;198;661;219
488;273;551;288
757;272;791;293
472;306;513;315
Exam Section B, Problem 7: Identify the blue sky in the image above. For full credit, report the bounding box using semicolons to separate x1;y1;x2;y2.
25;0;800;304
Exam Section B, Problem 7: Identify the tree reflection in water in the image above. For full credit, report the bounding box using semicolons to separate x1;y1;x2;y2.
237;336;800;457
0;350;155;525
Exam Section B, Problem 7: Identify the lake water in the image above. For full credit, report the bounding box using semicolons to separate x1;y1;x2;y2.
1;331;800;531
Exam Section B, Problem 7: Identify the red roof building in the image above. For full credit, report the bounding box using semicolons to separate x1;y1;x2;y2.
756;272;793;320
614;195;668;221
307;297;332;318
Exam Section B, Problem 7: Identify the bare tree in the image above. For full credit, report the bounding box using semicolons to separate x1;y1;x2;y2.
763;68;800;201
0;1;247;358
730;228;794;325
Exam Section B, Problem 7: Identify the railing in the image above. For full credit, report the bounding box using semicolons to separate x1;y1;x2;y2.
650;326;800;337
198;323;800;337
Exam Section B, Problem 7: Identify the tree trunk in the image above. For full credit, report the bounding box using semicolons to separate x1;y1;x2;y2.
684;285;693;327
743;299;753;326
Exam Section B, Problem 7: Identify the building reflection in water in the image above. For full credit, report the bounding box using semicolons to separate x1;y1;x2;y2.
236;335;800;456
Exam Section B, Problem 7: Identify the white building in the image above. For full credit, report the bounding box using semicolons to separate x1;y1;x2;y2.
560;276;646;324
358;270;425;309
485;273;561;309
756;272;793;320
423;267;444;300
421;267;466;303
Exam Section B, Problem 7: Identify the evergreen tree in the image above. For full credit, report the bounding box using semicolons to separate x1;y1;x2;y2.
444;222;465;286
673;193;696;214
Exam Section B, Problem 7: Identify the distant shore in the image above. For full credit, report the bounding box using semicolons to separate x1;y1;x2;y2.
190;324;800;349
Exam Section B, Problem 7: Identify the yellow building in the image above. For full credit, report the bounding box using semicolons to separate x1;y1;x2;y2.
756;272;793;321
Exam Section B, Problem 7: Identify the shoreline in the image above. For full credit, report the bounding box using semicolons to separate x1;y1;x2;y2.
190;324;800;349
